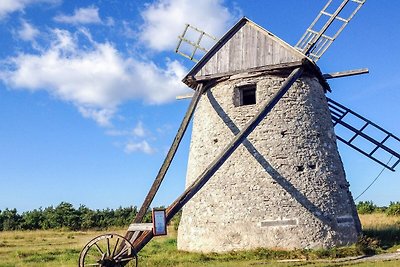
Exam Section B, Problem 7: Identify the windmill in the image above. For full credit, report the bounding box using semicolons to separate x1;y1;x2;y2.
79;0;400;265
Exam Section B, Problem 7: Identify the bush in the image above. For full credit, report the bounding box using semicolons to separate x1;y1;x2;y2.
171;210;182;231
1;208;22;231
386;201;400;216
21;209;44;230
356;235;380;256
357;201;377;214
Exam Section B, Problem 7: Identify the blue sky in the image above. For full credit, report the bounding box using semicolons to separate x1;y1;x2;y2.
0;0;399;212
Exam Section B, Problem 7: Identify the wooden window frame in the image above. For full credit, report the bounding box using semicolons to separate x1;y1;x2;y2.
234;84;257;106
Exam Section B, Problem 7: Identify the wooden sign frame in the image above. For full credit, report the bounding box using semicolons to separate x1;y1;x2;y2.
152;208;167;236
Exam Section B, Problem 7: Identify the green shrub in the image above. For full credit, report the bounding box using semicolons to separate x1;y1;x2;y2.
386;201;400;216
357;201;377;214
171;210;182;231
1;209;22;231
355;235;380;256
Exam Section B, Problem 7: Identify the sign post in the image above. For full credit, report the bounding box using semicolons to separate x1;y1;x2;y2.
152;208;167;236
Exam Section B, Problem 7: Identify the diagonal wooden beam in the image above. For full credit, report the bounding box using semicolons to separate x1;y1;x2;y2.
122;83;204;246
132;62;306;253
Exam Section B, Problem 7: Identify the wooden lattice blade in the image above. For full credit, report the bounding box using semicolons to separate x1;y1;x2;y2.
327;97;400;171
295;0;366;61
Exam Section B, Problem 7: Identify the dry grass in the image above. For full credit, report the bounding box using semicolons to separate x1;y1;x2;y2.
0;215;399;266
0;228;127;267
359;213;400;228
358;213;400;251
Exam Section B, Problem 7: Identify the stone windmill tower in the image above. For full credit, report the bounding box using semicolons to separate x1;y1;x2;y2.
79;2;400;265
176;16;361;252
170;1;400;253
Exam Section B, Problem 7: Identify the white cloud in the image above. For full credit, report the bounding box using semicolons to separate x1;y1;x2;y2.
54;6;102;25
0;0;59;19
122;21;137;39
133;121;146;137
124;140;155;154
78;107;116;127
140;0;240;52
105;17;115;27
105;121;147;137
17;20;39;41
105;129;128;137
0;28;189;126
0;1;25;19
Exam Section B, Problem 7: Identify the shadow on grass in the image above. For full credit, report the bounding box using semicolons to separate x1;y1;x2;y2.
363;226;400;250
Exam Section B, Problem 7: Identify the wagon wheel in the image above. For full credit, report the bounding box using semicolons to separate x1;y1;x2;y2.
79;233;138;267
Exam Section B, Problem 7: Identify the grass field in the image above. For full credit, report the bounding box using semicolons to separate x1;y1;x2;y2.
0;214;399;266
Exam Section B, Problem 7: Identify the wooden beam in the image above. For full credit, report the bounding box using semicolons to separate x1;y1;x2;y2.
132;64;306;254
194;61;303;83
122;83;204;246
128;223;153;232
176;93;194;100
185;60;330;93
323;68;369;79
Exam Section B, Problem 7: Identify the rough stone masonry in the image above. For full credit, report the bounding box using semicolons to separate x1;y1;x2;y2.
177;72;361;252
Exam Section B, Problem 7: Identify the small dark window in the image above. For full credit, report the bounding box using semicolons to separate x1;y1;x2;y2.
239;85;256;106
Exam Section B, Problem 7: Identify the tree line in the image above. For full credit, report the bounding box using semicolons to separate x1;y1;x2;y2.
0;202;155;231
356;201;400;216
1;201;398;232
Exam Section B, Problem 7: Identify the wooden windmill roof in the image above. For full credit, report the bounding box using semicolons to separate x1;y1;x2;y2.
183;17;329;91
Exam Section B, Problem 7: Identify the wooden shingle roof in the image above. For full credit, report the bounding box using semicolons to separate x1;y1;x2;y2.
183;17;329;92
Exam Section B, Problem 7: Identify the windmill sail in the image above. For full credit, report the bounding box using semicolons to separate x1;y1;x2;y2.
327;97;400;171
295;0;366;61
175;24;217;63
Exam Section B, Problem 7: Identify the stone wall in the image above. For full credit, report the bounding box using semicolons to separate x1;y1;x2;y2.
177;73;361;252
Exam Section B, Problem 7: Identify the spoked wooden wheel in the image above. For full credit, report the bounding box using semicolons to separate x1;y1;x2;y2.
79;233;138;267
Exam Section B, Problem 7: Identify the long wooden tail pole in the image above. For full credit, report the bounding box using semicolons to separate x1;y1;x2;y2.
132;64;305;253
123;83;204;244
